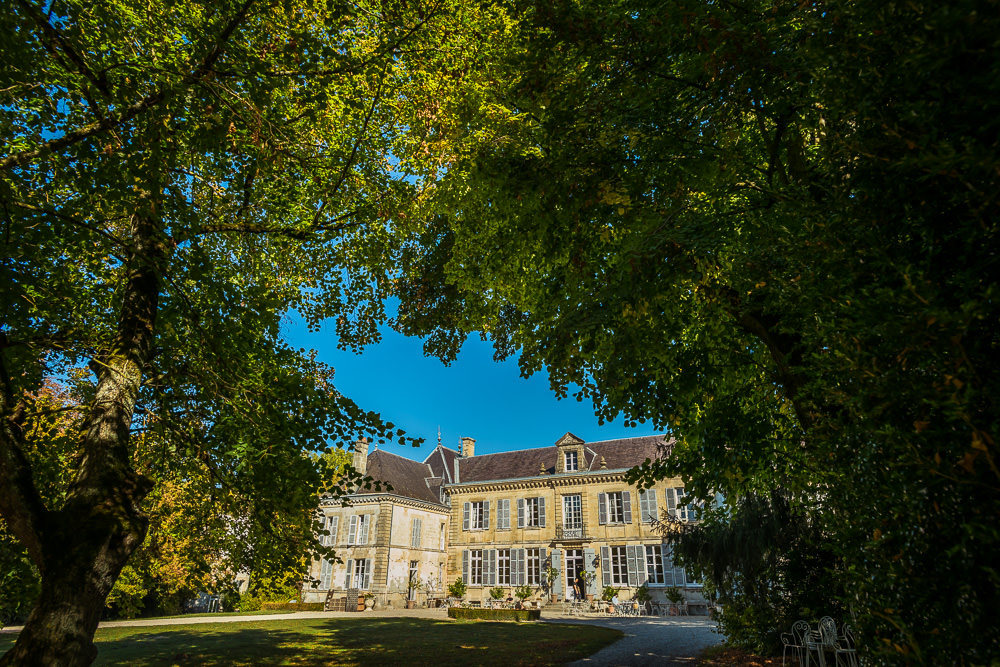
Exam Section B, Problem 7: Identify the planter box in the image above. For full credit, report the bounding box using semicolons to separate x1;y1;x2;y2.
447;607;541;622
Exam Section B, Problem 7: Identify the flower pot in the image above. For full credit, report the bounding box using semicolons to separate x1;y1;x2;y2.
406;599;416;609
586;594;594;602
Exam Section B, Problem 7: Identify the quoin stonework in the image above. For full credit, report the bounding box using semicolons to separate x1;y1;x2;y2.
303;432;710;610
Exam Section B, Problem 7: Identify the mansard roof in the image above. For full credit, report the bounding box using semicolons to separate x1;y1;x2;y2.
364;449;444;505
454;435;672;483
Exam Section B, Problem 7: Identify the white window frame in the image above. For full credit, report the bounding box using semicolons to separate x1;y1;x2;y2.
518;497;546;528
608;546;628;586
353;558;371;590
564;450;578;471
497;549;511;586
463;501;490;531
645;545;665;585
563;494;582;529
526;548;543;586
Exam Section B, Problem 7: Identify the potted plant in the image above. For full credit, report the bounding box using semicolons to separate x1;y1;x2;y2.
665;586;685;615
581;570;597;601
447;577;467;605
514;584;533;609
634;584;651;614
406;573;423;609
602;586;619;614
489;586;505;607
544;566;561;603
364;592;376;610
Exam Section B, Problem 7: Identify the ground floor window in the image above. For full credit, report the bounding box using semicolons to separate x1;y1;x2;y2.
464;549;484;586
645;546;665;584
608;546;628;586
526;548;542;586
497;549;511;586
347;558;371;590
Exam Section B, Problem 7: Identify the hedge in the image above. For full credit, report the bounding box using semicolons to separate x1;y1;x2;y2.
447;607;541;622
261;602;325;612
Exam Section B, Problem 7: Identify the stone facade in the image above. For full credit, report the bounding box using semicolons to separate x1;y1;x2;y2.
445;432;707;606
304;432;708;609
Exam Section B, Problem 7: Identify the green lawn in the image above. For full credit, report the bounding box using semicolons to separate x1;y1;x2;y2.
0;617;622;666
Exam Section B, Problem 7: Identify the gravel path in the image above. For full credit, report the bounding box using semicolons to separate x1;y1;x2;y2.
543;613;723;666
3;607;724;665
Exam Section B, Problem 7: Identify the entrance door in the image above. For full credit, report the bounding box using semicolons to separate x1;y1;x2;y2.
565;549;584;598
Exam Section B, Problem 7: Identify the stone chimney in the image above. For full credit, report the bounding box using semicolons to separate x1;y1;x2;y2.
460;436;476;458
352;437;369;476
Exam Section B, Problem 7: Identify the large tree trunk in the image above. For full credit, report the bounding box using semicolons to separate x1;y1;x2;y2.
0;206;163;665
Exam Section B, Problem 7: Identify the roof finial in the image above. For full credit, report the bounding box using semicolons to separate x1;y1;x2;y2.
437;425;442;447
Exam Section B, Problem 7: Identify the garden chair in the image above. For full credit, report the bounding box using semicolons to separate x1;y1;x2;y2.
781;620;810;667
805;616;839;667
835;624;858;667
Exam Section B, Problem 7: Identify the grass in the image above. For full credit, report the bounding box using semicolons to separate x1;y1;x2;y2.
0;617;622;666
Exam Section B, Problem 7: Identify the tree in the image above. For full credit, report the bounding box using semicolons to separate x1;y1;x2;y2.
388;0;1000;663
0;0;501;663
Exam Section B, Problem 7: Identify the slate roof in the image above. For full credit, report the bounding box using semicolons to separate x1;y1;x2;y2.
423;445;459;484
364;449;445;505
455;435;672;483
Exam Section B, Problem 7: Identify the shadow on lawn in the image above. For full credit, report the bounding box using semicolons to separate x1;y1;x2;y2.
83;617;621;666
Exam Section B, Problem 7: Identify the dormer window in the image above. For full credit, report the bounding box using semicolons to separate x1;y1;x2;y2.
564;450;579;472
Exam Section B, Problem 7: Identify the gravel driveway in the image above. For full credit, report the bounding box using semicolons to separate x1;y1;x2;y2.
543;613;723;666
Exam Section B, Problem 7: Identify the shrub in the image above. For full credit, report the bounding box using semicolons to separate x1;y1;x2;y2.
447;607;540;622
514;584;533;601
665;587;684;605
601;586;619;602
489;586;505;600
447;578;467;599
260;602;325;611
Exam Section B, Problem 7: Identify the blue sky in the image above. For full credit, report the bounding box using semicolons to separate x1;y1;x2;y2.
283;315;646;462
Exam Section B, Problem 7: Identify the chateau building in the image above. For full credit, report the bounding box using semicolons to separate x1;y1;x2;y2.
304;432;706;608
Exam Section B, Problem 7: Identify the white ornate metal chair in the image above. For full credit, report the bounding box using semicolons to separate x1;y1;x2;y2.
835;624;859;667
782;620;810;667
805;616;839;667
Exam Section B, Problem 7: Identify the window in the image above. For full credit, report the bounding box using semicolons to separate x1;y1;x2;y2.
462;501;490;530
439;523;446;550
563;494;582;529
645;545;665;584
666;488;701;522
409;561;419;599
463;549;484;586
411;518;422;548
347;514;371;544
608;546;628;586
346;558;371;589
638;489;658;523
601;544;649;587
598;491;632;524
318;515;339;546
517;497;546;528
319;558;333;589
564;450;578;471
496;499;511;530
497;549;511;586
526;548;543;585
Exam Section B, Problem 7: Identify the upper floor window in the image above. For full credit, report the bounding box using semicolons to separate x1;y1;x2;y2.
347;514;371;544
439;522;446;550
598;491;633;524
564;450;579;471
411;517;422;548
666;487;701;522
496;498;511;530
638;489;658;523
518;496;546;528
462;501;490;531
319;515;339;546
563;494;582;529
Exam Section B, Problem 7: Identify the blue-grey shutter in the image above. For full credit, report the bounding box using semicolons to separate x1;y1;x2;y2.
348;515;358;544
538;497;546;527
500;499;509;529
551;549;563;595
462;550;470;586
583;548;597;595
361;559;372;590
661;544;672;585
484;500;490;530
463;502;470;530
646;489;658;523
514;549;526;586
517;498;525;528
329;516;339;545
345;559;353;588
623;491;633;524
626;545;640;587
598;493;607;525
601;546;611;587
666;488;677;519
485;550;496;586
